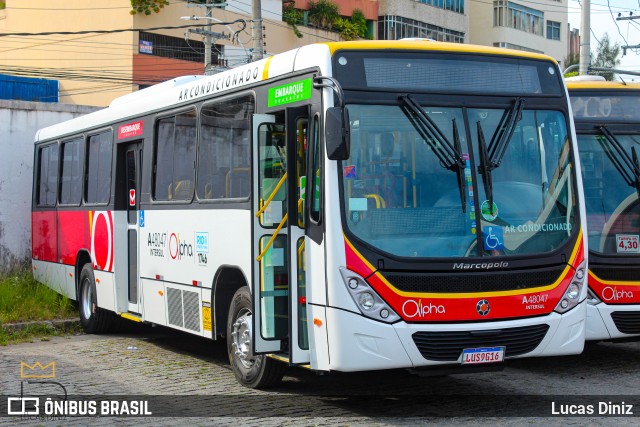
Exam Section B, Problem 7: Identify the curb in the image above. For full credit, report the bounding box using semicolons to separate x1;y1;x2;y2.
1;318;81;333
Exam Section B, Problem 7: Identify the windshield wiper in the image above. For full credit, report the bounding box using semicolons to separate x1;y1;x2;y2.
597;125;640;195
398;94;466;212
476;121;494;214
475;98;525;216
487;98;525;170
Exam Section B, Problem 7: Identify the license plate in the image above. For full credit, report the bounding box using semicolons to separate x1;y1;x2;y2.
461;346;505;364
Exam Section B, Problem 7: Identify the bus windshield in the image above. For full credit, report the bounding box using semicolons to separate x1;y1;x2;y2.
578;131;640;255
341;102;576;259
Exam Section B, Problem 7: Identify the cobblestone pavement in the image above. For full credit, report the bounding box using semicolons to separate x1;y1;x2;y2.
0;324;638;426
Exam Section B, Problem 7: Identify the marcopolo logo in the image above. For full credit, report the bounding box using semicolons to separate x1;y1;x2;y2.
168;233;193;260
402;299;446;318
453;261;508;270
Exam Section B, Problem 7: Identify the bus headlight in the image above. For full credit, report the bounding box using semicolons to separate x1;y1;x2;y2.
339;267;400;323
554;262;586;314
358;292;375;310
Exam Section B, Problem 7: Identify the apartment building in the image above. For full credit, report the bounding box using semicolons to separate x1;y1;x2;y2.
0;0;339;106
377;0;467;43
469;0;569;67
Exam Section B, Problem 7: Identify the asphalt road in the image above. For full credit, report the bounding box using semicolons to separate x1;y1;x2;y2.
0;323;638;426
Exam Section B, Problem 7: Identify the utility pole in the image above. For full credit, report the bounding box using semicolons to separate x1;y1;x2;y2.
183;3;230;75
579;0;590;75
251;0;264;61
205;2;213;74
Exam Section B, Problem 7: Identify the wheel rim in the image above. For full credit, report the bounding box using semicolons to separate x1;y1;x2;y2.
81;277;93;320
231;308;255;369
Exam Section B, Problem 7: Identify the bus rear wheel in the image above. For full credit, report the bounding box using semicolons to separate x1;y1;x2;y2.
78;264;113;334
226;286;285;388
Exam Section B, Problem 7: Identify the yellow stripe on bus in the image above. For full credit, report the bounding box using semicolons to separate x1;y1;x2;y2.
262;56;273;80
322;40;556;63
344;229;583;299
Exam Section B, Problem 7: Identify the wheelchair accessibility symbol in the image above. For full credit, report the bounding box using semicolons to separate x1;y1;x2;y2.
482;226;504;251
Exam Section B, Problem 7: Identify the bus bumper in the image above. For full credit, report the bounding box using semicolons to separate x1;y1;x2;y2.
587;303;640;341
325;302;586;372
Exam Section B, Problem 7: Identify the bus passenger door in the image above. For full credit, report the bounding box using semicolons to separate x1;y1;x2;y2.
122;142;142;314
286;106;311;365
251;108;311;364
252;114;285;353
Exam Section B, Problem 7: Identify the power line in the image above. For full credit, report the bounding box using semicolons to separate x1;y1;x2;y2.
0;21;244;37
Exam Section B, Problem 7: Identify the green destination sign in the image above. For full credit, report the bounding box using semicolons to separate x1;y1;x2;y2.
268;78;312;107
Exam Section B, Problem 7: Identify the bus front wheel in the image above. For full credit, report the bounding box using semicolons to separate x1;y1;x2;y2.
226;286;285;388
78;264;113;334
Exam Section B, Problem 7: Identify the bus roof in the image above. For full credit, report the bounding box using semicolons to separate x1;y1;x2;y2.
323;40;557;63
36;40;559;143
566;79;640;91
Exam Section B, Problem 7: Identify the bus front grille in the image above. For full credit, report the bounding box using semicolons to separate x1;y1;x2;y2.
591;266;640;282
412;324;550;361
383;266;565;293
610;311;640;334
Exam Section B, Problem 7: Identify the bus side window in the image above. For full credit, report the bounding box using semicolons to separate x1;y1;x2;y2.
197;94;254;200
154;109;197;202
59;137;84;206
85;131;113;205
36;144;59;207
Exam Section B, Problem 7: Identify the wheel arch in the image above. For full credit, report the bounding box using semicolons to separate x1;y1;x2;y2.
75;249;93;301
212;265;249;337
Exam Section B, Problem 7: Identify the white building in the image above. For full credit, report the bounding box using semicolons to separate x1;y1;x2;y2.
469;0;569;67
378;0;468;43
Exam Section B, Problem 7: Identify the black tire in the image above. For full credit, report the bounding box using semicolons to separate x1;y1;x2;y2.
227;286;285;388
78;264;114;334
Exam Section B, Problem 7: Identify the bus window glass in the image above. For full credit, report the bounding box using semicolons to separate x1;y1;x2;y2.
154;110;197;201
310;116;321;222
578;133;640;254
198;95;254;200
59;137;84;205
37;144;59;207
296;118;308;228
85;131;113;204
342;104;576;258
469;109;575;255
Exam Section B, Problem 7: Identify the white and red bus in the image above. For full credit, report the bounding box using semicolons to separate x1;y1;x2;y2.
32;40;587;388
567;76;640;340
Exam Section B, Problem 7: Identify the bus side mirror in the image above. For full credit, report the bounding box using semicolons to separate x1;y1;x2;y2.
325;107;350;160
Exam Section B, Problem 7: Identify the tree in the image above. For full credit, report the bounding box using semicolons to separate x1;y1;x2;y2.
283;2;304;38
592;33;621;81
308;0;340;30
130;0;169;15
334;9;368;40
562;52;579;78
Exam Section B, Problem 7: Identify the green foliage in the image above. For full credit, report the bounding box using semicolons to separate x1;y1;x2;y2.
130;0;169;16
0;322;81;346
0;2;5;11
334;9;368;40
0;270;76;324
283;2;304;38
350;9;367;38
308;0;340;30
334;18;359;41
564;71;578;79
592;33;621;81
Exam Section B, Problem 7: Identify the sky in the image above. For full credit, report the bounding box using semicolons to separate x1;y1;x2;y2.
567;0;640;80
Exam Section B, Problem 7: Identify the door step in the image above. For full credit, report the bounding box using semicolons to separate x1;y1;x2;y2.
120;312;143;323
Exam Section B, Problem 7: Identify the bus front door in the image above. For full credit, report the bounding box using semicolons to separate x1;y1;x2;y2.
251;108;310;365
115;141;142;315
